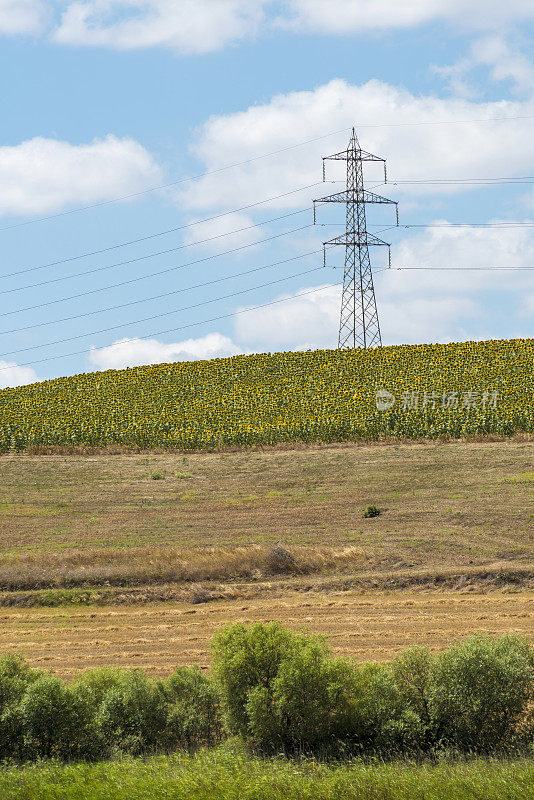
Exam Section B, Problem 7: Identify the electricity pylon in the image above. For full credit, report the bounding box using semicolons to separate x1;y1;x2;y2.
314;128;398;349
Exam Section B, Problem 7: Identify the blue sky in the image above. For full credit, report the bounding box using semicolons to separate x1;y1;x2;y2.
1;1;534;387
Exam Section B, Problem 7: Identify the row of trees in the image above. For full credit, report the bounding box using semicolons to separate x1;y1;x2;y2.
1;624;533;761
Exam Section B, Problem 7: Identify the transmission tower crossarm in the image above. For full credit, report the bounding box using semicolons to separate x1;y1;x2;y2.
314;189;398;206
322;149;385;163
324;232;391;248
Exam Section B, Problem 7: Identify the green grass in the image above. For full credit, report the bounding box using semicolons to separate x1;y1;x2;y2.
0;749;532;800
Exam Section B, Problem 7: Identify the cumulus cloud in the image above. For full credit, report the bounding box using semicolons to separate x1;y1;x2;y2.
231;281;481;349
53;0;266;53
436;35;534;97
234;284;340;350
387;221;534;295
230;218;534;348
281;0;534;34
0;135;162;217
0;360;38;389
0;0;45;35
184;212;263;254
182;78;534;214
48;1;534;51
88;332;242;370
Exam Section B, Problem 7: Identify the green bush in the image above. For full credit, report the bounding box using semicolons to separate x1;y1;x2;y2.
213;622;367;754
248;644;367;754
19;674;98;760
363;505;380;518
162;666;224;749
429;634;534;753
72;666;125;708
95;670;168;756
0;654;42;760
356;648;436;754
0;628;533;763
212;621;304;736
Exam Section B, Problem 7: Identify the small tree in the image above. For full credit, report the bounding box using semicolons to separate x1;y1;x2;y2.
212;622;366;754
163;666;224;748
19;674;97;760
211;621;302;736
429;634;534;752
0;654;42;760
95;670;168;755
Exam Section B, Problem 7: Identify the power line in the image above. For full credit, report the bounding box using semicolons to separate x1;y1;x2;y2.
358;113;534;129
1;260;532;374
388;177;534;186
4;179;532;285
398;222;534;228
0;283;333;374
0;129;352;233
320;221;534;229
2;223;315;314
2;182;325;280
2;113;533;234
0;250;320;336
2;172;532;287
0;264;325;360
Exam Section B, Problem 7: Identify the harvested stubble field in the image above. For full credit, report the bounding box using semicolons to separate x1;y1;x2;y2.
0;438;533;675
1;589;533;678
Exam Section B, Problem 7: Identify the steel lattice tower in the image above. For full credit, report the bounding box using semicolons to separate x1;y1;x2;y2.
314;128;398;349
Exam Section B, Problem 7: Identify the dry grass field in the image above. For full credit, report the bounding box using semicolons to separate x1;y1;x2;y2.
0;589;532;678
0;438;532;675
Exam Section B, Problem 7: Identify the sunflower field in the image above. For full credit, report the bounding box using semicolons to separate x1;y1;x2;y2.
0;338;532;452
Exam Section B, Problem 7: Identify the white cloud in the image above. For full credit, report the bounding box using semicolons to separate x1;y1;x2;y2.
0;135;162;217
182;78;534;215
387;221;534;295
436;35;534;97
0;0;45;35
472;37;534;96
0;360;38;389
54;0;266;53
234;284;340;350
184;212;263;254
230;219;534;348
231;281;482;349
88;332;242;369
49;1;534;51
282;0;534;33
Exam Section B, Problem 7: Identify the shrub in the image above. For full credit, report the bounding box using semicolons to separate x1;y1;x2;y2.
429;634;534;753
151;471;165;480
19;674;98;760
211;621;303;737
247;644;366;754
360;648;435;754
363;505;380;518
162;666;224;749
212;622;366;754
95;670;168;756
0;654;42;760
72;666;124;707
